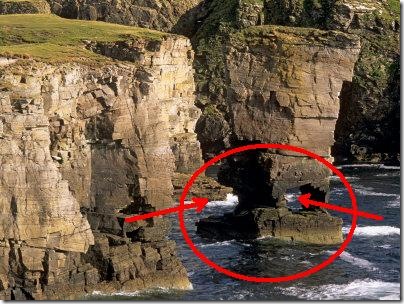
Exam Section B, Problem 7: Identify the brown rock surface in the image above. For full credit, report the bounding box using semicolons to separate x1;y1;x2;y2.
172;172;233;202
221;26;360;206
0;34;201;299
0;0;50;14
263;0;400;164
196;26;360;244
47;0;203;32
197;208;343;245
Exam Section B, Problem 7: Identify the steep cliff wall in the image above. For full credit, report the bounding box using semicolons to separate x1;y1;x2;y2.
263;0;400;163
188;0;399;164
0;14;202;299
30;0;399;164
197;25;361;244
45;0;203;32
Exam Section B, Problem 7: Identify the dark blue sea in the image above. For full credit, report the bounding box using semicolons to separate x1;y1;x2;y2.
89;165;401;300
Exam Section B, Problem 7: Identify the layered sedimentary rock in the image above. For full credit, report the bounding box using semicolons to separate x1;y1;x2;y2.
47;0;203;32
263;0;400;163
197;26;361;244
0;19;203;299
187;0;399;164
172;172;233;202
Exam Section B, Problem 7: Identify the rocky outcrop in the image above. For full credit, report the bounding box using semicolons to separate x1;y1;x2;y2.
47;0;203;32
197;208;343;245
196;26;360;244
172;172;233;202
262;0;400;164
0;0;50;14
0;23;202;299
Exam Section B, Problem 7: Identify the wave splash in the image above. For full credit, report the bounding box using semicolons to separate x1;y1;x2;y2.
205;193;239;208
324;250;378;271
342;226;400;237
279;279;400;300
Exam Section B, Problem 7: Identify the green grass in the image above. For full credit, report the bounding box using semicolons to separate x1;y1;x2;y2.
385;0;400;16
231;25;359;49
0;14;169;63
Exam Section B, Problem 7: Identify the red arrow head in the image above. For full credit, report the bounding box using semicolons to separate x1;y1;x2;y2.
297;193;312;208
192;197;209;212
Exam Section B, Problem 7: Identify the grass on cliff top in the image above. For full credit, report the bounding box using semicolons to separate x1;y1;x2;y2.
231;25;360;48
0;14;168;63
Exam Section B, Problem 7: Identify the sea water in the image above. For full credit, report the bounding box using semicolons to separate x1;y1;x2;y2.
89;165;400;300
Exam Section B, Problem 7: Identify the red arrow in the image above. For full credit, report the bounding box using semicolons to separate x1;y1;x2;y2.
298;193;384;221
124;197;209;223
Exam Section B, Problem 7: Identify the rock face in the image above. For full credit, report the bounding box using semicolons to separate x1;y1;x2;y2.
47;0;203;32
188;0;399;164
0;34;202;299
38;0;399;164
172;172;233;202
262;0;400;164
197;208;343;245
196;26;360;244
0;0;51;14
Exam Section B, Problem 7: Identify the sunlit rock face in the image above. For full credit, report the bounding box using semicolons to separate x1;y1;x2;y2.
0;36;202;299
197;25;361;245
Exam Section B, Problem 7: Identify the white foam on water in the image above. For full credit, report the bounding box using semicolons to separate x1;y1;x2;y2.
387;197;400;208
330;175;360;181
342;226;400;237
197;240;236;248
380;165;400;170
324;250;378;271
279;279;400;300
255;235;276;241
89;283;194;297
375;173;391;177
336;164;400;170
285;193;298;202
354;185;399;198
337;164;380;169
376;244;392;249
206;193;238;208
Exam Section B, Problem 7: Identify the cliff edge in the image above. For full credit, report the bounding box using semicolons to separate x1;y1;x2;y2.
0;14;203;299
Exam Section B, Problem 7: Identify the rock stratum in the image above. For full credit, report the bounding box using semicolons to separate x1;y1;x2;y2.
191;0;399;164
197;26;360;244
0;14;204;300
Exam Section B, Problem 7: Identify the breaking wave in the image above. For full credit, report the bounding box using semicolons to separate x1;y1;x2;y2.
354;186;399;198
324;250;378;271
387;197;400;208
342;226;400;237
279;279;400;300
330;175;360;181
89;283;194;297
206;193;238;208
336;164;400;170
197;240;236;248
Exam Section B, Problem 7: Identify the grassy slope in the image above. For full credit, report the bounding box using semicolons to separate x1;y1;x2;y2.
0;14;168;63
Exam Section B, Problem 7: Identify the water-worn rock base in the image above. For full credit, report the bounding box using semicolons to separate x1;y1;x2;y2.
196;208;343;245
172;173;233;202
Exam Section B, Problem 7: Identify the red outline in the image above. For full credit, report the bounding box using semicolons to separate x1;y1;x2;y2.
178;143;358;283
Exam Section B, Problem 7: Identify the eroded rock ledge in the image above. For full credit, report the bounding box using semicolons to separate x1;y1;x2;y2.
0;20;203;299
196;25;361;245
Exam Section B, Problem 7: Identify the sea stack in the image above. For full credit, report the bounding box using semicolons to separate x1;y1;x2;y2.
196;26;361;245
